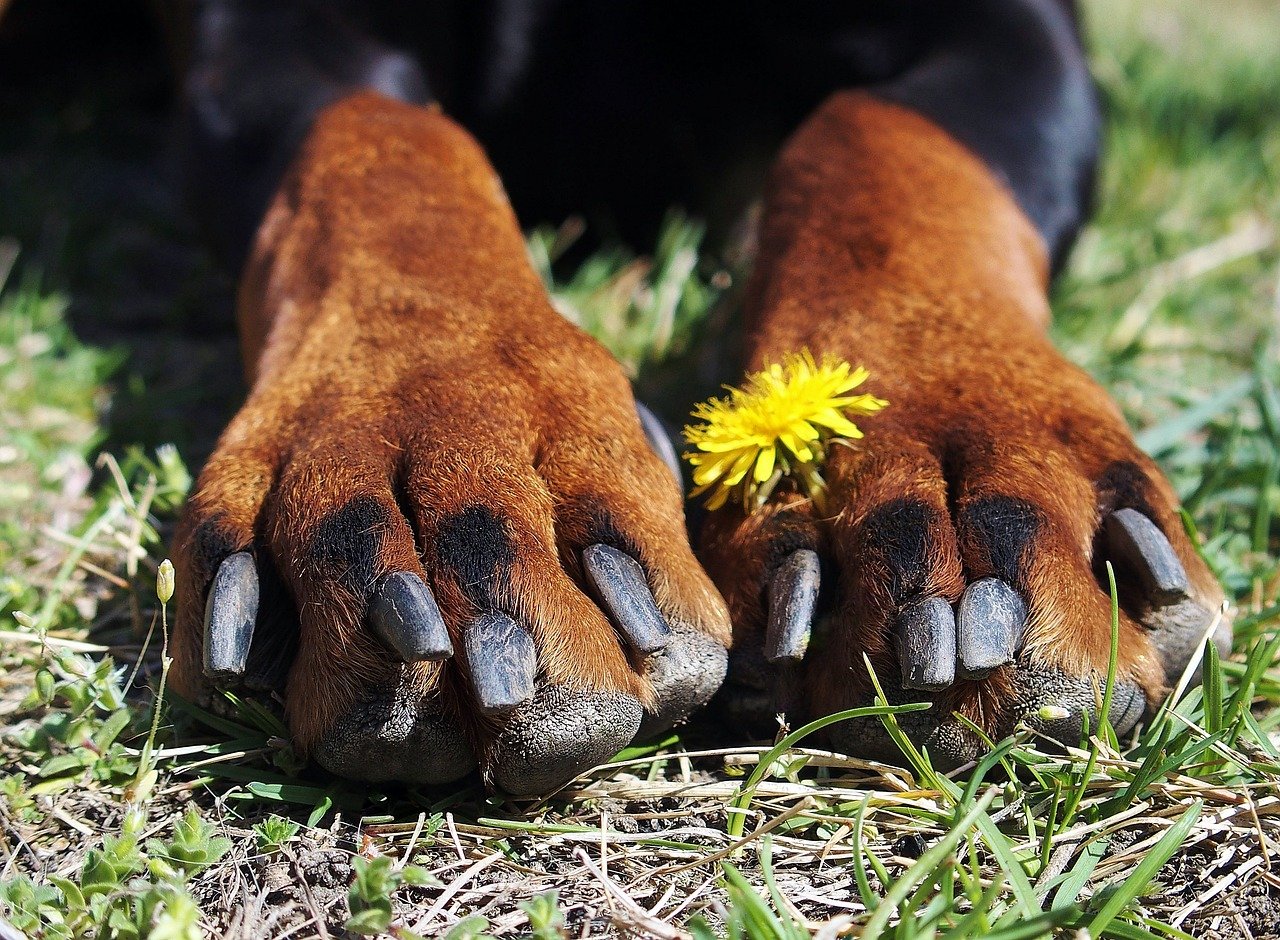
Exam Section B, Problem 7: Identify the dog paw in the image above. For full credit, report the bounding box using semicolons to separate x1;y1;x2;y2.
703;366;1230;767
171;327;729;795
168;93;733;795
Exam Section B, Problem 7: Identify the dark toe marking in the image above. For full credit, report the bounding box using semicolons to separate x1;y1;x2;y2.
1105;508;1190;606
638;621;729;738
765;549;820;663
369;572;453;662
203;552;258;680
465;612;536;714
582;544;670;654
189;514;246;580
958;496;1042;585
859;499;939;606
1095;460;1158;520
896;596;956;691
308;496;390;593
437;506;517;607
956;578;1025;679
488;685;642;795
313;687;475;784
636;401;682;483
756;510;823;591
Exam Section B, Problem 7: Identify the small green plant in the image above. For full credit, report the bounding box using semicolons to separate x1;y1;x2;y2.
0;876;65;938
12;648;139;789
0;772;40;823
146;807;233;879
1;805;216;940
253;815;301;853
344;855;435;936
520;891;568;940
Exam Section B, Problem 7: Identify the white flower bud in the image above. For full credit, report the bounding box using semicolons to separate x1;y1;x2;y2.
157;559;175;605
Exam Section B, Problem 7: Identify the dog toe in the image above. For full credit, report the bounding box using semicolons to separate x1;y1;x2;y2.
486;685;642;794
313;682;475;784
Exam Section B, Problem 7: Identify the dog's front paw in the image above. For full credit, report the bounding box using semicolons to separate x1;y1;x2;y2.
171;320;728;795
170;92;732;794
169;93;732;795
703;351;1229;766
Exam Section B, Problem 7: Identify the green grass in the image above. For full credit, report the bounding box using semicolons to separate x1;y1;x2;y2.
4;0;1280;936
1057;0;1280;608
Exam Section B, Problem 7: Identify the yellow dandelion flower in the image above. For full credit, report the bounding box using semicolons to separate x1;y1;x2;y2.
683;350;888;512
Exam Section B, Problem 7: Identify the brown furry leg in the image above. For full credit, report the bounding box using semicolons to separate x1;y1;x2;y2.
704;93;1228;763
172;93;730;794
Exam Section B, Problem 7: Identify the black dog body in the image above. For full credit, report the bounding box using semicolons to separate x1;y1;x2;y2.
180;0;1098;273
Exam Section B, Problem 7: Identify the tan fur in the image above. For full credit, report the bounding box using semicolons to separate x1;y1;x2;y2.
172;92;729;755
173;85;1223;759
702;92;1224;730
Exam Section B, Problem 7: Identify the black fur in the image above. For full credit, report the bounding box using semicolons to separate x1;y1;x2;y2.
858;499;940;606
180;1;430;270
554;498;639;559
958;496;1044;585
307;496;392;594
874;0;1099;271
1095;460;1158;520
436;505;518;607
178;0;1099;273
189;513;249;583
762;509;823;577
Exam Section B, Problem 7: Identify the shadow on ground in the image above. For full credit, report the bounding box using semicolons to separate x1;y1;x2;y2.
0;1;242;467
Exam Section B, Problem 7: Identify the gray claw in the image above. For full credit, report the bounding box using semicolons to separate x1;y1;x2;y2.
1105;508;1191;606
464;612;537;715
765;550;820;663
203;552;259;680
368;571;453;662
896;597;957;691
636;401;682;484
582;544;671;655
956;578;1025;680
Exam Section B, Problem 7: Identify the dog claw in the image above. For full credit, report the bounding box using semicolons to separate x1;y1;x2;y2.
896;597;957;690
368;571;453;662
465;612;537;715
203;552;259;680
636;401;682;484
582;543;671;654
765;549;820;663
956;578;1025;679
1105;508;1191;606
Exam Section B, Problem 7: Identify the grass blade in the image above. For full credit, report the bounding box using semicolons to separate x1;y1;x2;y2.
1086;801;1203;935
